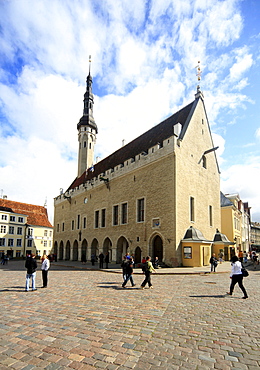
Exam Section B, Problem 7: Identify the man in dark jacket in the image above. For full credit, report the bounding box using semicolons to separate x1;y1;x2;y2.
122;258;136;288
25;253;38;291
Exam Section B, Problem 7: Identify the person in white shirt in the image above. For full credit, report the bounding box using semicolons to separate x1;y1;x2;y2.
226;255;248;299
41;255;50;288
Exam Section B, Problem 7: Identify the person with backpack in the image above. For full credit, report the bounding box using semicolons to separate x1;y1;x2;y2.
141;256;155;289
122;257;136;288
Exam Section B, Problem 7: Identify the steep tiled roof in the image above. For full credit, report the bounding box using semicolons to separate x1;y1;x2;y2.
68;100;194;190
0;199;53;228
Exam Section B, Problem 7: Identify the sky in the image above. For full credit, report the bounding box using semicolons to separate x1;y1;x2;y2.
0;0;259;224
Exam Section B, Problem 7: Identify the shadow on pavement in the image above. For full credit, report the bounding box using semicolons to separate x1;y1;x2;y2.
190;295;226;298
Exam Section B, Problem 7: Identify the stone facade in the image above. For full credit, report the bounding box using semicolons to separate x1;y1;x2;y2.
53;80;221;267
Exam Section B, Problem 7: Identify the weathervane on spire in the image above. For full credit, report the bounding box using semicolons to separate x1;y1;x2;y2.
89;55;91;74
195;61;202;86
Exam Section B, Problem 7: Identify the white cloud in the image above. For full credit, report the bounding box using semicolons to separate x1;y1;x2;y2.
221;158;260;221
212;132;225;166
0;135;77;222
256;127;260;139
229;48;253;81
0;0;259;223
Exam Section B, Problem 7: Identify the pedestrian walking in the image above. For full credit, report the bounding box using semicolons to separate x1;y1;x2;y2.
4;254;9;265
238;250;243;263
121;255;128;281
41;254;50;288
25;253;38;291
105;252;109;269
218;251;224;263
122;257;135;288
226;255;248;299
243;251;248;263
99;252;104;269
252;252;258;269
209;253;218;272
141;256;155;289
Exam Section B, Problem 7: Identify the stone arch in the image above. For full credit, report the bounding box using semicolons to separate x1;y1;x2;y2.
59;241;64;260
103;237;112;263
134;246;142;264
65;240;71;260
72;240;78;261
103;237;112;254
116;236;129;263
81;239;88;262
91;238;99;259
150;234;164;262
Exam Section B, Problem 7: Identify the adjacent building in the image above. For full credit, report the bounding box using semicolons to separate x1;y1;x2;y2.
251;222;260;252
0;198;53;258
53;70;228;267
220;192;251;260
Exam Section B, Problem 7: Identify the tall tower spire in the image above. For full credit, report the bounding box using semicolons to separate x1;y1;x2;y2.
77;55;98;177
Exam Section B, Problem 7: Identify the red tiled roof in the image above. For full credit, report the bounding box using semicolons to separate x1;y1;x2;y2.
0;199;53;228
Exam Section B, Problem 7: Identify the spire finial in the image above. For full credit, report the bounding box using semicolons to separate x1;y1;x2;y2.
195;60;202;88
89;55;91;75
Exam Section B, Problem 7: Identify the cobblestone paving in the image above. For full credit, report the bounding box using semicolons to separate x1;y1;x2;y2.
0;261;259;369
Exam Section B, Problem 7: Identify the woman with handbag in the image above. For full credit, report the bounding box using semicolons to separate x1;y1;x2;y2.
226;255;248;299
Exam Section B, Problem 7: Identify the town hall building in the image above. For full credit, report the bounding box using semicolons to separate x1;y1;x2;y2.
53;71;228;267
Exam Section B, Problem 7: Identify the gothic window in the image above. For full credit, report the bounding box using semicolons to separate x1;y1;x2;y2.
95;210;99;228
113;205;119;226
209;205;213;226
137;198;145;222
101;209;106;228
190;197;195;222
121;203;128;224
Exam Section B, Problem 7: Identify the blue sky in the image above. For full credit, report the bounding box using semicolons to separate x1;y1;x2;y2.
0;0;259;222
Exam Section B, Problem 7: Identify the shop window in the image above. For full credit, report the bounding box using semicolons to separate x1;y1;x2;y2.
184;247;192;259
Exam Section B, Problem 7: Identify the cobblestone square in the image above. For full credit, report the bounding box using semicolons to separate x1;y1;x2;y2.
0;261;259;369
